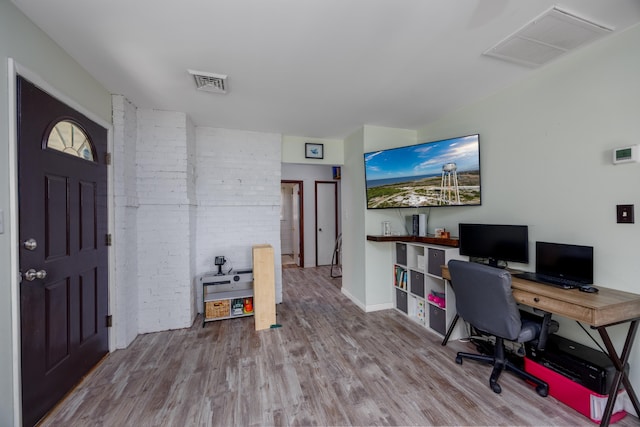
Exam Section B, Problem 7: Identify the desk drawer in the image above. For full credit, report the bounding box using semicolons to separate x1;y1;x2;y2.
513;290;593;324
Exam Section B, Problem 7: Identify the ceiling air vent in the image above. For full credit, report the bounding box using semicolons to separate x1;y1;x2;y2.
188;69;228;94
483;7;613;67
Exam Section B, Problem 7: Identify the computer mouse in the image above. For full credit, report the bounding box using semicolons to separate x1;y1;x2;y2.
579;286;599;293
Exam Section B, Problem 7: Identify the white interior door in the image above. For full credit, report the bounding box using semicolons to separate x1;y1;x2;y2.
316;181;337;266
291;183;301;266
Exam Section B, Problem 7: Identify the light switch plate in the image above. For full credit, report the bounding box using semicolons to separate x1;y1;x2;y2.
617;204;634;224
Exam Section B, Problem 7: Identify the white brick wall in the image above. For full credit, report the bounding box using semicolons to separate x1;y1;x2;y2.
136;205;193;332
196;127;281;206
136;110;191;205
195;127;283;311
111;102;282;342
187;118;198;316
112;95;139;349
136;109;196;333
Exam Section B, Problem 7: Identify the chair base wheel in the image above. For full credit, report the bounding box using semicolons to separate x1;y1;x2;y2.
490;381;502;394
455;355;462;364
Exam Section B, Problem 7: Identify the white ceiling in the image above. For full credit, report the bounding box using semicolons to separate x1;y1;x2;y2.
11;0;640;139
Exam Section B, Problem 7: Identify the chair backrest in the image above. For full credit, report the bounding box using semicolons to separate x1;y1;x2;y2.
448;260;522;341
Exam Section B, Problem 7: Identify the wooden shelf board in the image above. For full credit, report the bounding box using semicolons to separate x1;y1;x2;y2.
204;312;253;323
204;290;253;302
367;234;459;247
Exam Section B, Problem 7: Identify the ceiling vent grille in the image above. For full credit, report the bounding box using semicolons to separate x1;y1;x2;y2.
188;69;228;94
483;7;613;67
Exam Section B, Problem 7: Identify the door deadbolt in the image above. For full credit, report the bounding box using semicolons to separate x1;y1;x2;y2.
24;269;47;281
23;238;37;251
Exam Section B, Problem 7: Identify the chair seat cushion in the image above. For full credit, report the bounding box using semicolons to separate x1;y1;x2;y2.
518;319;542;343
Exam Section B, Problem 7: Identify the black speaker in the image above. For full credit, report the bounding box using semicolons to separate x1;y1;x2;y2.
406;215;419;236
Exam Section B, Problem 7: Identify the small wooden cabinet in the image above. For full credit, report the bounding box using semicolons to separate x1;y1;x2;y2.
200;269;254;327
393;242;463;339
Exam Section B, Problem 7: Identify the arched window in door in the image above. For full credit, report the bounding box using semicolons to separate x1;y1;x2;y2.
46;119;95;161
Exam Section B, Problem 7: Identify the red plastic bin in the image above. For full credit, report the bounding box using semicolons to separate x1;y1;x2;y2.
524;357;627;423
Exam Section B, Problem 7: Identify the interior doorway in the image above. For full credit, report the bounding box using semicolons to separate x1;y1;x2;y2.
280;180;303;267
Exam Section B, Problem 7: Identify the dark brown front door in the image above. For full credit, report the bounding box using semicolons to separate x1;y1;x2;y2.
18;76;109;427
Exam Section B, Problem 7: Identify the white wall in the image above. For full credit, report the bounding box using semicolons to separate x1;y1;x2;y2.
112;95;139;348
187;119;198;318
195;127;283;310
136;109;196;333
282;135;343;165
363;126;417;309
341;127;367;307
341;125;418;311
420;23;640;353
281;135;344;269
281;163;339;268
0;3;113;425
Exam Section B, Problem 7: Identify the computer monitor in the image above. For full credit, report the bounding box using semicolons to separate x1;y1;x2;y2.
536;241;594;284
458;223;529;268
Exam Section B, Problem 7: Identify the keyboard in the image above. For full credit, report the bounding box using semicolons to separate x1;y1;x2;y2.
513;272;580;290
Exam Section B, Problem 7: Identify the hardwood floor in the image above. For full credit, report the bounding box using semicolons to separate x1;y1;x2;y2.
41;266;637;426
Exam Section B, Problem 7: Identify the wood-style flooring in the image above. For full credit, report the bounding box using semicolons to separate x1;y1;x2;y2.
40;266;638;426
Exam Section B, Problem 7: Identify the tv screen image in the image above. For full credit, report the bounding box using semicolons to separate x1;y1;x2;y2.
364;134;480;209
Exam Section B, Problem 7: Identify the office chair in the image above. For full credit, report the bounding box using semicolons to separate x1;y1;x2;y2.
447;260;553;397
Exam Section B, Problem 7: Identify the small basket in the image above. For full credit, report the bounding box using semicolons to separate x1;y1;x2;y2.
205;300;230;319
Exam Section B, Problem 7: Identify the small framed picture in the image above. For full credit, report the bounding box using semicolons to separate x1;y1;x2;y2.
305;143;324;159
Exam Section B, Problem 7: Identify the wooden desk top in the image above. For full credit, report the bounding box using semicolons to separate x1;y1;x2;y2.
441;266;640;328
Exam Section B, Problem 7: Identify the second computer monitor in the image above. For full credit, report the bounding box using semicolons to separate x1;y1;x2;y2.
458;223;529;268
536;241;594;284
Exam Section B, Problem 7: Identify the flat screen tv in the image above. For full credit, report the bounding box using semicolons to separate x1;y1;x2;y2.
458;223;529;268
364;134;480;209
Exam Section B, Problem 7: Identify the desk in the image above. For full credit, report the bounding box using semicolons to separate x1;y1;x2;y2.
441;265;640;427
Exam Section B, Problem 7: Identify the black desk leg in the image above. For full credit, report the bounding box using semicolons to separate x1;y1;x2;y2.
441;314;459;346
597;319;640;427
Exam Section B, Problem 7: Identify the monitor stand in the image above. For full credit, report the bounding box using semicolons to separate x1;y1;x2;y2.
487;258;507;269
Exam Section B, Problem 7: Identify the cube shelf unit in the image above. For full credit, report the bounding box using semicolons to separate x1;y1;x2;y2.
393;242;464;339
200;269;254;327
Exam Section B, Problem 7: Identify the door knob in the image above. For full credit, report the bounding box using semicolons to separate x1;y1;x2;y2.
24;269;47;281
23;238;38;251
